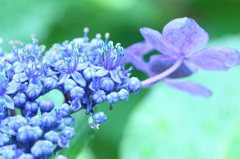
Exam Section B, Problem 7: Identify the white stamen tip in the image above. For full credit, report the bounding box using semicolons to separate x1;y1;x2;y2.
9;40;14;45
105;33;110;39
30;34;36;38
96;33;101;39
84;27;89;33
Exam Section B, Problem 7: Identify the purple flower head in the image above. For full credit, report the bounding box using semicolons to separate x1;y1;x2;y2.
139;17;240;75
124;17;240;97
95;41;124;83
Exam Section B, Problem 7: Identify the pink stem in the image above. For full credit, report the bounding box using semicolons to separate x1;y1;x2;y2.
141;57;184;88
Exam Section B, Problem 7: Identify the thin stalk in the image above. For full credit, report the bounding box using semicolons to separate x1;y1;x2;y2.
141;57;184;87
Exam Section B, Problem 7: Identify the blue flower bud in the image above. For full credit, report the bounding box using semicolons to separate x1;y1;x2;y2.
26;84;41;99
18;154;34;159
70;86;85;100
29;115;42;127
61;127;75;140
13;93;26;108
31;140;54;159
24;101;38;115
64;79;77;92
39;99;55;113
58;116;75;130
83;67;96;80
56;155;68;159
127;77;142;93
118;89;129;101
41;113;58;130
44;131;59;144
92;90;106;104
2;149;16;159
106;92;118;104
58;103;72;117
17;125;42;144
0;132;10;146
100;77;114;92
93;112;107;124
44;77;57;90
8;115;27;132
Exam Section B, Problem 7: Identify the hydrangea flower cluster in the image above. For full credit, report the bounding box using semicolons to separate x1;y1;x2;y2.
0;29;142;158
0;17;239;158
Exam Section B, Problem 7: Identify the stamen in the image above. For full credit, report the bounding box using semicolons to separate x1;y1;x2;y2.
84;27;89;42
105;33;110;44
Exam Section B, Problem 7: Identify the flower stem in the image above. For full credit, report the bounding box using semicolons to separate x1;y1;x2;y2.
141;57;184;87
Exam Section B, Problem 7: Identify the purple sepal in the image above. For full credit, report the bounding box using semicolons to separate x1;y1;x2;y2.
161;17;209;56
148;55;193;78
187;46;240;71
164;79;212;98
122;41;153;64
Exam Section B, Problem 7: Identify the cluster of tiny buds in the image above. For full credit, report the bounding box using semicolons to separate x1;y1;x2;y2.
0;28;142;158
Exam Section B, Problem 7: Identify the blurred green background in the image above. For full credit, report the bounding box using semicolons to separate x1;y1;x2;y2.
1;0;240;158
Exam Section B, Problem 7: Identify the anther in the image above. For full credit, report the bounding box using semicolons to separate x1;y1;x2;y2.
9;41;14;46
96;33;101;39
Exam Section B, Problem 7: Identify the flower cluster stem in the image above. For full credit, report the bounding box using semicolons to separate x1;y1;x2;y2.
141;57;184;87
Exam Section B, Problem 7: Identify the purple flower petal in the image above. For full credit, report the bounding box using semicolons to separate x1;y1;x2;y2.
140;27;178;56
6;81;20;94
122;41;153;64
110;70;122;83
164;79;212;98
13;73;28;82
187;46;240;71
13;62;24;73
148;55;194;78
76;61;90;71
58;73;70;85
95;68;109;77
71;71;86;86
162;17;209;55
3;94;14;109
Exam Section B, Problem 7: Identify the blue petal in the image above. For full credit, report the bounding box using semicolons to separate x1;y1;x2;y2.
58;73;70;85
13;62;24;73
110;70;122;83
3;94;14;109
6;81;20;94
95;68;109;77
0;125;17;136
76;61;90;71
71;71;86;86
13;73;28;82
